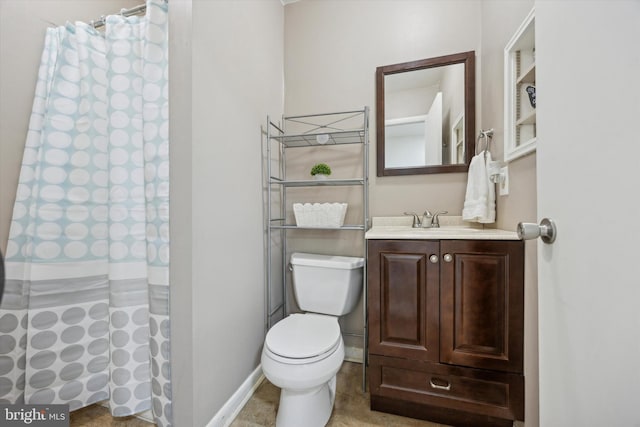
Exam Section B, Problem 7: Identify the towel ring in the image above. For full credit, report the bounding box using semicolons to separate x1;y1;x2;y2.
476;129;494;155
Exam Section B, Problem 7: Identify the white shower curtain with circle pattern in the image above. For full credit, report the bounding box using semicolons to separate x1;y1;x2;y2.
0;1;172;425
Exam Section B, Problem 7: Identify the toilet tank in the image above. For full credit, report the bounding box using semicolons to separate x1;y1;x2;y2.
290;252;364;316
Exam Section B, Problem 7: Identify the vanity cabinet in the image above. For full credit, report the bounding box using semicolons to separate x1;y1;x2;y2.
368;239;524;427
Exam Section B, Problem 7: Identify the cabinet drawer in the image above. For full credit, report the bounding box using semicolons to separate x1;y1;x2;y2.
369;355;524;421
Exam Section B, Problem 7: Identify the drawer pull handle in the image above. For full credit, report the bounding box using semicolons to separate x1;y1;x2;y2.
429;254;438;264
429;378;451;391
443;254;453;263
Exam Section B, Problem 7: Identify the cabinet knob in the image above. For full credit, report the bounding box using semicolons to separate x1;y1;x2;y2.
429;254;438;264
443;254;453;263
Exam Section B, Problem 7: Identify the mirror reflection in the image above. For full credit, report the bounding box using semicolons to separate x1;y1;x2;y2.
376;51;475;176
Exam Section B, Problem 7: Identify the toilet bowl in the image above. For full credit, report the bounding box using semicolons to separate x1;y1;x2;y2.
261;313;344;427
261;253;364;427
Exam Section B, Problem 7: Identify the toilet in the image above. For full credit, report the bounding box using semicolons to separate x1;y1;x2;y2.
261;252;364;427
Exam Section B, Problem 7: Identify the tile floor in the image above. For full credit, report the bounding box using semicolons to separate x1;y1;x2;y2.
70;405;154;427
70;362;446;426
231;361;447;427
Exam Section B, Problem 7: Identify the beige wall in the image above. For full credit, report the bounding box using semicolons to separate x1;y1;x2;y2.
172;0;284;425
167;0;194;425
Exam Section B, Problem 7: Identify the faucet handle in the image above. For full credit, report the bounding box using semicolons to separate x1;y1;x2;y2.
431;211;449;228
404;212;422;228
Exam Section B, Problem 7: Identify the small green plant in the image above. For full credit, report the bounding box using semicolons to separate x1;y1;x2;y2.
310;163;332;176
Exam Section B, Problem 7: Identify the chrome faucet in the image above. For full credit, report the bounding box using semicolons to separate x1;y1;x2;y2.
404;212;422;228
422;210;433;228
406;210;449;228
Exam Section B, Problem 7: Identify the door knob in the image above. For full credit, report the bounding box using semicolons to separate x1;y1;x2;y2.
517;218;557;244
443;254;453;262
429;255;438;264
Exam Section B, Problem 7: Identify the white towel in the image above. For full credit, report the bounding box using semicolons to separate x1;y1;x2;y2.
462;152;496;223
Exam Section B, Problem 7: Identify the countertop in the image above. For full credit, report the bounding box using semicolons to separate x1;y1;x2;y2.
365;216;519;240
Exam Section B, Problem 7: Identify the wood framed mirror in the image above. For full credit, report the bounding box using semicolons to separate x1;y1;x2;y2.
376;51;475;176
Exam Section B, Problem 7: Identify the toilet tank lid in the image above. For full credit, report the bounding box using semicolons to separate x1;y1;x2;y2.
290;252;364;269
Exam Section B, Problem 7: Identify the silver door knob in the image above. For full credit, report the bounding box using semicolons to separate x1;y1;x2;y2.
443;254;453;262
517;218;557;244
429;255;438;264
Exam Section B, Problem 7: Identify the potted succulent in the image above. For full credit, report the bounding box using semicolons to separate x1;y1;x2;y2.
310;163;332;180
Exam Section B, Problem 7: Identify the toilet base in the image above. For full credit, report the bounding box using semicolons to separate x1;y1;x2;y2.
276;375;337;427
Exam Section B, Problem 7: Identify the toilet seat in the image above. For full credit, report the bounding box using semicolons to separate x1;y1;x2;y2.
265;313;341;364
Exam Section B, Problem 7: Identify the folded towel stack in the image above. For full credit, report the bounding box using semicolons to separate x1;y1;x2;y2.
462;152;495;223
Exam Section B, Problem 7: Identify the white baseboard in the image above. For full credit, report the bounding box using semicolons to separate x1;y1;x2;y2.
205;346;361;427
344;345;363;364
206;364;265;427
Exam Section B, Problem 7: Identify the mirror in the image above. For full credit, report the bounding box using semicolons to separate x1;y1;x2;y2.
376;51;475;176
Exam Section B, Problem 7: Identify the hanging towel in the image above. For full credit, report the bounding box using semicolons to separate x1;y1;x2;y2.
462;151;496;223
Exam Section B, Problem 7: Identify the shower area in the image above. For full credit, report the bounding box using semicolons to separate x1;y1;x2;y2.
0;0;172;425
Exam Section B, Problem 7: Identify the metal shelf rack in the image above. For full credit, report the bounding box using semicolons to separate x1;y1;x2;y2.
265;108;369;391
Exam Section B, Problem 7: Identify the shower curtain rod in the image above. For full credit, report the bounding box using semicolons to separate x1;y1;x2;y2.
91;0;168;29
91;4;146;29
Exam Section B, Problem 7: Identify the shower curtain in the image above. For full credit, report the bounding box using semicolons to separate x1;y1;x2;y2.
0;1;172;425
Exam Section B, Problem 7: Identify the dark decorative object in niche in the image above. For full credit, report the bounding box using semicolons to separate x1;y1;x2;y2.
526;85;536;108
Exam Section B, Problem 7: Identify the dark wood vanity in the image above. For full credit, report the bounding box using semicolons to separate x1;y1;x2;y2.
367;239;524;427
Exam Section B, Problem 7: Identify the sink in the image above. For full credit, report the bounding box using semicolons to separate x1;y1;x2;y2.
415;226;482;232
365;218;519;240
365;226;484;239
375;226;482;233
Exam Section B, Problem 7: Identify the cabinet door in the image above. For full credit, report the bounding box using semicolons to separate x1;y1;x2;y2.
368;240;440;361
440;240;524;373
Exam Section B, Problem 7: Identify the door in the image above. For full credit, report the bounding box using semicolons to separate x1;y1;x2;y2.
368;240;440;361
536;3;640;425
440;240;524;373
